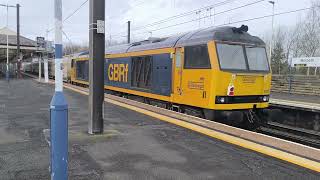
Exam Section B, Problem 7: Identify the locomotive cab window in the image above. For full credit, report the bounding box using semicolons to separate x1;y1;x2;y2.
216;43;270;72
245;46;269;71
184;45;211;69
216;43;247;71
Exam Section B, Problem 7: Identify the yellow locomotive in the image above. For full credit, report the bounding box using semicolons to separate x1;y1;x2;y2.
71;25;271;127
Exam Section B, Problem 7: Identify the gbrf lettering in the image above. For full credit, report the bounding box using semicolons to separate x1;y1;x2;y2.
108;63;128;82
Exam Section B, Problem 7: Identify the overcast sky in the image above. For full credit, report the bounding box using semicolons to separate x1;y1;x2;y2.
0;0;315;45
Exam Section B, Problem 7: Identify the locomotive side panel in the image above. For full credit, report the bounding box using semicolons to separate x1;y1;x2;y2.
105;53;173;97
105;57;131;89
151;54;172;96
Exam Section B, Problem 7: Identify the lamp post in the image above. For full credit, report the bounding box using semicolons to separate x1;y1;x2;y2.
6;4;9;81
0;3;20;81
268;1;275;73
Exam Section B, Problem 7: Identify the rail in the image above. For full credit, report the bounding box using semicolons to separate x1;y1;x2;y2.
260;122;320;148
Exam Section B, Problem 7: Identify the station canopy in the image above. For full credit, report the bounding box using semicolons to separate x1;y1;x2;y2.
0;27;39;63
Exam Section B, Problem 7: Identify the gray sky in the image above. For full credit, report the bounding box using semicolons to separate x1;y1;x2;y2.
0;0;315;45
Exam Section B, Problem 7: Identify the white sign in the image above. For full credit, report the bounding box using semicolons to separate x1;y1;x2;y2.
96;20;105;34
292;57;320;67
45;41;54;52
36;37;45;48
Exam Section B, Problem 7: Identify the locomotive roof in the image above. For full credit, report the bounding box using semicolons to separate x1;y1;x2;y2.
106;25;266;55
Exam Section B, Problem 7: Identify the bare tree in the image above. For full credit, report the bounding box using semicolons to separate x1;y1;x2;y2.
298;3;320;57
63;43;89;55
266;1;320;76
295;1;320;75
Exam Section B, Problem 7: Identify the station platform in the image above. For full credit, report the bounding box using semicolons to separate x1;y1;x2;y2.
271;92;320;104
0;78;319;179
270;92;320;112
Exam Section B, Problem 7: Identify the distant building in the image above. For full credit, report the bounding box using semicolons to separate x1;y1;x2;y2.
0;27;54;76
0;27;40;63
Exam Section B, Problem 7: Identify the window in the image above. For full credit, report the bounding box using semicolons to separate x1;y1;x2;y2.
184;45;211;69
245;47;269;71
216;43;247;70
76;60;89;80
175;50;181;68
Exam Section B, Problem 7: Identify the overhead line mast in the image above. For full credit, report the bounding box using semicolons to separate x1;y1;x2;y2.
88;0;105;134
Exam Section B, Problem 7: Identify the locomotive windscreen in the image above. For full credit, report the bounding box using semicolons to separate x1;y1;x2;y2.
216;43;247;71
245;46;269;71
216;43;269;72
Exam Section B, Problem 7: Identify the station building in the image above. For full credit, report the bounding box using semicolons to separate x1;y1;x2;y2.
0;27;51;77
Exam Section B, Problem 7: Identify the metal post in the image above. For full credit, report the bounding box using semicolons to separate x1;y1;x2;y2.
196;10;201;28
44;30;49;83
44;57;48;83
6;5;9;81
213;7;216;25
16;4;20;78
289;58;293;94
88;0;105;134
127;20;130;44
38;53;42;82
269;1;275;71
50;0;68;179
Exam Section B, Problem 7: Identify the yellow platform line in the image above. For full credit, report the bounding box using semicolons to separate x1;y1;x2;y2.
62;83;320;173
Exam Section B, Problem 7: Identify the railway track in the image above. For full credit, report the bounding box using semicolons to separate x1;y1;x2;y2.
259;122;320;148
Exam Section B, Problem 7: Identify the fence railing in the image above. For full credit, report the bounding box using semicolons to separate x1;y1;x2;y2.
271;75;320;96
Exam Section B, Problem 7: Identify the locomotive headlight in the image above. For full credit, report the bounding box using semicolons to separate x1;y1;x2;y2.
262;96;268;102
216;97;226;104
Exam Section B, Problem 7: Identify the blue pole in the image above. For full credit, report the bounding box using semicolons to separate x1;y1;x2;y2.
50;0;68;179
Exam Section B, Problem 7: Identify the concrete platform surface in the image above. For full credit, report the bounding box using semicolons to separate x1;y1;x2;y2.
271;92;320;104
0;78;319;180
